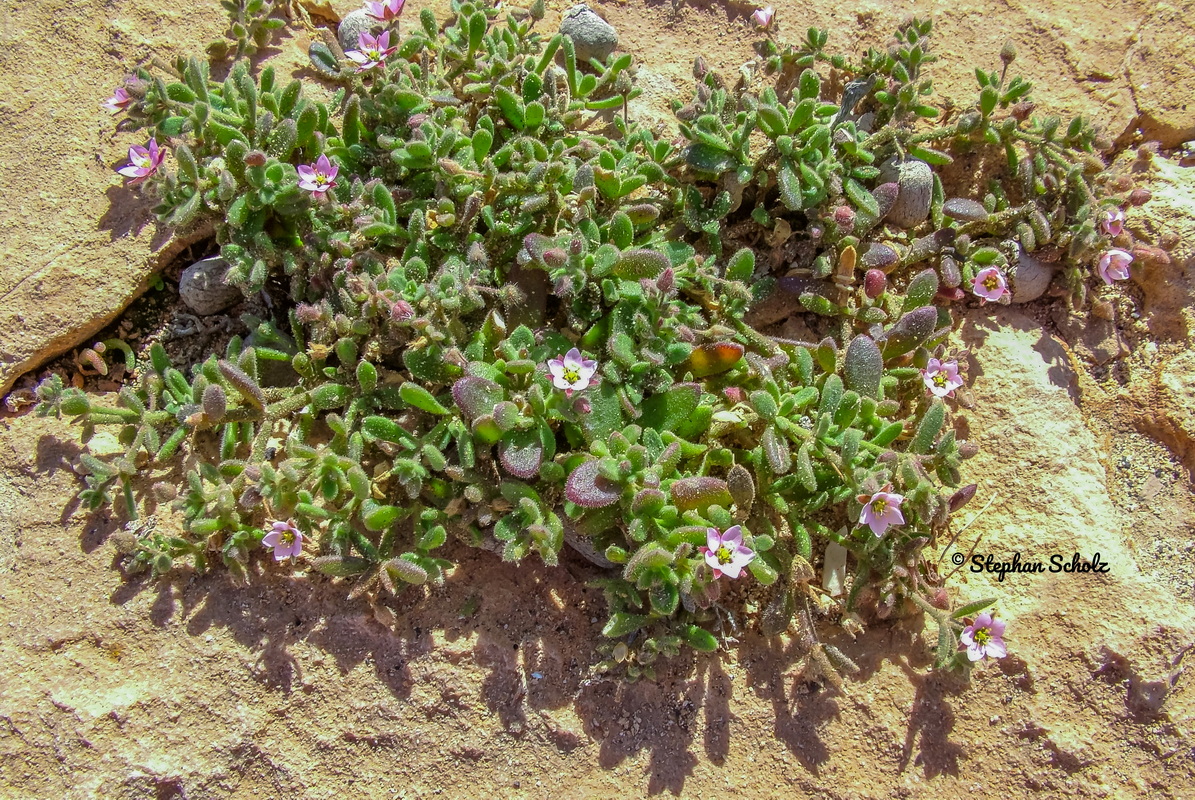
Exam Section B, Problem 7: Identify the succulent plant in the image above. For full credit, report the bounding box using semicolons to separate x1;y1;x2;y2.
45;3;1134;683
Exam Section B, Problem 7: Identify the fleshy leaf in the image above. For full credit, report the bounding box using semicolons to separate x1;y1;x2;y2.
565;460;622;508
670;477;732;512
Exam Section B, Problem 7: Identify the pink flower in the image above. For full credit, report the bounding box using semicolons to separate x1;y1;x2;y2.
971;266;1008;304
921;358;963;398
699;525;756;579
262;519;303;561
1097;248;1133;285
346;30;397;72
364;0;405;20
960;612;1007;661
1099;207;1125;237
751;6;774;28
547;347;597;397
858;488;905;537
297;154;339;195
102;86;132;114
116;138;165;185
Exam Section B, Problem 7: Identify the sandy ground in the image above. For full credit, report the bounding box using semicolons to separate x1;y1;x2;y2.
0;0;1193;798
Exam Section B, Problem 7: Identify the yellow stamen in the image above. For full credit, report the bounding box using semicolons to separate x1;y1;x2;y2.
715;545;734;565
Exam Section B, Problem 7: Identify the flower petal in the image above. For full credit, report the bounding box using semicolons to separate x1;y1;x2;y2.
721;525;743;546
706;528;721;552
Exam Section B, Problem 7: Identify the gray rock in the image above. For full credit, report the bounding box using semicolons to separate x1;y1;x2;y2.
338;9;384;53
1011;247;1056;303
179;256;242;316
559;4;618;63
878;158;932;228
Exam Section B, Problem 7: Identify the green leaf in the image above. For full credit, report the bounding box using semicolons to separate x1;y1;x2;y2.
670;476;731;512
400;383;449;415
364;503;403;531
902;268;940;312
612;248;668;279
603;612;649;638
951;598;998;620
639;383;699;434
362;415;413;445
845;178;880;218
910;398;945;454
684;143;735;175
726;248;754;281
678;624;718;652
311;555;371;577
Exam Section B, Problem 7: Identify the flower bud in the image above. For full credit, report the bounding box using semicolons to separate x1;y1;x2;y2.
833;205;856;229
390;300;415;321
656;267;675;294
244;150;267;167
863;268;886;298
949;483;978;512
1128;188;1151;206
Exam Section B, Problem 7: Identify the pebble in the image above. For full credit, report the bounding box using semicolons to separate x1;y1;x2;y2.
559;4;618;63
878;158;933;228
1011;247;1056;303
179;256;242;316
338;8;384;52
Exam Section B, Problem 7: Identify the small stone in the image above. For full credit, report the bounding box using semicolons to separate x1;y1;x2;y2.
338;9;384;53
878;158;932;228
559;4;618;63
1011;247;1055;303
179;256;242;316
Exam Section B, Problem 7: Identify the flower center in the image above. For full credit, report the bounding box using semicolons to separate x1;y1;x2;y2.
280;531;295;547
715;545;734;565
983;275;999;291
932;372;948;387
973;628;991;646
871;498;888;516
563;367;580;384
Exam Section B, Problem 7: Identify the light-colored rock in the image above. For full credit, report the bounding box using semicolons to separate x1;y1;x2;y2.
878;158;932;228
957;306;1194;653
559;4;618;63
1147;349;1195;473
179;256;241;316
337;8;384;52
1051;306;1128;365
1129;157;1195;342
1126;3;1195;147
0;3;228;398
1010;247;1056;303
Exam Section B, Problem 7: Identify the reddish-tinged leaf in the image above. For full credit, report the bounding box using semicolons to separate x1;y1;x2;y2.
670;477;732;512
687;342;744;378
565;460;622;508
